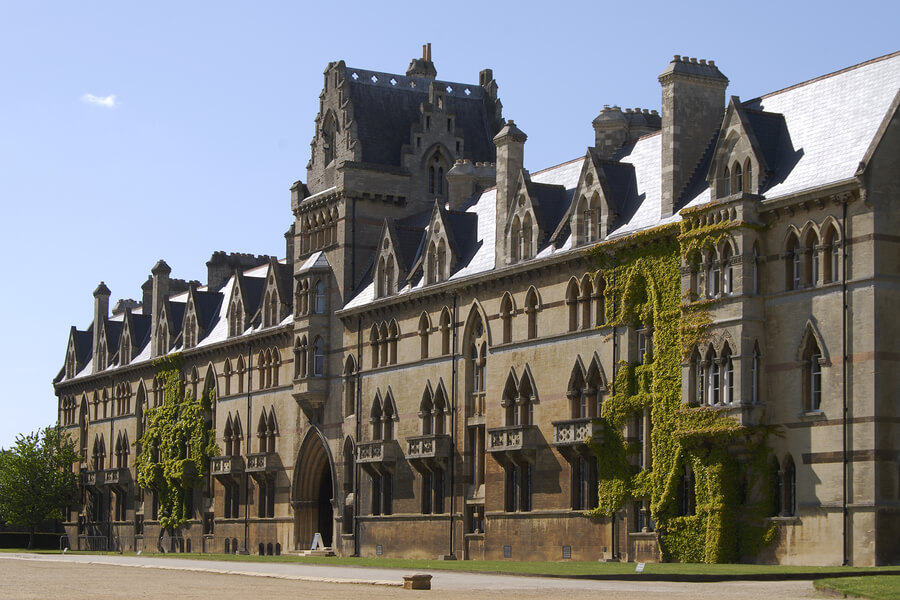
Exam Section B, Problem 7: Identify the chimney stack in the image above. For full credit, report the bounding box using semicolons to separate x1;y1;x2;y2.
150;260;171;358
406;43;437;79
92;282;110;371
141;276;153;315
493;120;527;266
659;55;728;218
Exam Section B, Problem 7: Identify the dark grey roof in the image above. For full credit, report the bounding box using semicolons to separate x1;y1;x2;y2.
742;108;801;192
73;328;93;367
166;301;185;338
104;320;123;352
130;313;152;350
347;74;499;167
394;223;427;272
239;275;265;316
443;209;479;263
193;290;224;334
526;181;570;241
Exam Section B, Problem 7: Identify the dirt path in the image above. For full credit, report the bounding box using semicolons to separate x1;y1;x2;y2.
0;555;826;600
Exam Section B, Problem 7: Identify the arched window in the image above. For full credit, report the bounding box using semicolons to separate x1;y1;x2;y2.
525;287;539;339
428;151;446;196
593;275;606;326
371;395;383;441
500;293;514;343
744;158;753;193
707;344;719;406
588;192;601;242
388;320;399;365
824;225;841;283
567;363;586;419
236;355;245;394
382;393;395;441
369;325;380;368
804;230;819;287
420;388;434;435
295;337;308;379
722;243;733;295
707;248;721;297
433;387;447;435
732;161;742;194
723;165;731;196
722;344;734;404
580;275;593;330
418;312;430;359
691;348;705;404
379;322;389;366
782;456;797;516
343;356;356;417
440;308;451;356
803;336;823;412
678;462;696;516
313;337;325;377
436;239;447;282
521;213;533;260
510;216;521;263
786;233;801;290
467;313;488;419
502;373;519;426
751;243;760;295
384;254;395;296
314;280;326;314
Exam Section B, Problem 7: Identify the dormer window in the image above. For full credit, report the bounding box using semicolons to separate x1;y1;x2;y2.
229;299;243;337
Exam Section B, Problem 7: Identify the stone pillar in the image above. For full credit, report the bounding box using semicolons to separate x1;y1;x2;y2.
150;260;171;358
493;120;527;267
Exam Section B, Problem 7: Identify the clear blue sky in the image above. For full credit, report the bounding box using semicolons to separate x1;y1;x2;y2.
1;1;896;448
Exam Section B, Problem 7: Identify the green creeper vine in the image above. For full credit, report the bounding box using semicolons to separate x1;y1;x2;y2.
135;353;218;534
585;218;777;563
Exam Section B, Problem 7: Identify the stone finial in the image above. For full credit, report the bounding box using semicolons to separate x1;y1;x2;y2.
151;260;171;275
93;281;111;297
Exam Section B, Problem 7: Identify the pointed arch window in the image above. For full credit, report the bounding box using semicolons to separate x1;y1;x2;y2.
525;288;539;340
722;344;734;404
440;308;452;356
500;293;514;343
824;225;841;283
343;355;357;417
803;336;824;412
510;216;521;263
751;344;761;405
744;158;753;193
428;151;446;196
804;230;819;287
732;161;743;194
723;165;731;196
786;233;801;290
388;320;399;365
521;213;533;260
418;313;430;359
467;313;488;419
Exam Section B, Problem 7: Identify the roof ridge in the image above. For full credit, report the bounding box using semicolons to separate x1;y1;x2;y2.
760;50;900;100
529;156;583;177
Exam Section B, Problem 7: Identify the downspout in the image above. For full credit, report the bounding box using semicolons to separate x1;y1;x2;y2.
610;255;619;559
449;292;459;559
841;199;849;566
354;317;362;556
351;197;357;294
244;344;252;554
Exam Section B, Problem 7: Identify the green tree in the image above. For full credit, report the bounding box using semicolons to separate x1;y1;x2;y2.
135;354;217;549
0;426;81;549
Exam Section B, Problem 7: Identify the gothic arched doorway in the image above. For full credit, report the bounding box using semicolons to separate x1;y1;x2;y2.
292;428;335;550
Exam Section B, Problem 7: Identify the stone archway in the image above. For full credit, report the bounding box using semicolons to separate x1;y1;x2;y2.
292;429;335;550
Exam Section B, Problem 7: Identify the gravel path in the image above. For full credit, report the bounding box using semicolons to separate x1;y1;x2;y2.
0;553;825;600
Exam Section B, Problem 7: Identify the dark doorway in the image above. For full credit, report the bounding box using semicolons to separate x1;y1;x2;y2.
317;469;334;546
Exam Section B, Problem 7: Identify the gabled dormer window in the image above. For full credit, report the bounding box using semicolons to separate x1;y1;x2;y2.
376;240;398;299
229;299;243;336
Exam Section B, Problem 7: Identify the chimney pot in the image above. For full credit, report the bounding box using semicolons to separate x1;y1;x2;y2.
674;54;681;61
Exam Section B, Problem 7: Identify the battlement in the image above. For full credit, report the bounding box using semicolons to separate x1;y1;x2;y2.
659;55;728;82
207;251;273;291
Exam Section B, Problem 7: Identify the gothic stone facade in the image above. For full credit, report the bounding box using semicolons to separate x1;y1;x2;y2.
54;48;900;565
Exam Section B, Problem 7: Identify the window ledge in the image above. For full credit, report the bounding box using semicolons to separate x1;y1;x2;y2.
798;410;826;420
767;516;801;525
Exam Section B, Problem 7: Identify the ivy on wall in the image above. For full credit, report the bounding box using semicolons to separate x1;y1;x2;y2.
135;353;218;532
585;219;776;563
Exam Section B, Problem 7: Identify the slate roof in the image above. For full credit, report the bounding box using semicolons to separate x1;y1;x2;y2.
192;290;224;333
346;69;500;167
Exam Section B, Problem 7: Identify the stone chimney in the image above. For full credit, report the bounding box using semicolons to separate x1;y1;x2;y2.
150;260;171;358
493;120;527;266
206;252;271;292
92;282;110;371
446;159;477;210
141;276;153;316
659;55;728;218
593;106;628;159
406;43;437;79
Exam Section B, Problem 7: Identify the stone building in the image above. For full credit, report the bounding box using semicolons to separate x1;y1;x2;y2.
54;46;900;565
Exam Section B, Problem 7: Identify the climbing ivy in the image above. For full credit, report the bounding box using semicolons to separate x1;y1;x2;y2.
135;353;218;533
585;219;777;563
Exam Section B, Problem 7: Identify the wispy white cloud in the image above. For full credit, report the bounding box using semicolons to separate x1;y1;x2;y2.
81;93;117;109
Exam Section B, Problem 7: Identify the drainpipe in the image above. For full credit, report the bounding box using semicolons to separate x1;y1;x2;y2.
449;292;459;559
610;256;619;559
354;317;362;556
244;344;252;554
841;200;849;566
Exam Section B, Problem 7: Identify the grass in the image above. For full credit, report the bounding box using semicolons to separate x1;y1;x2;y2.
4;547;900;579
814;575;900;599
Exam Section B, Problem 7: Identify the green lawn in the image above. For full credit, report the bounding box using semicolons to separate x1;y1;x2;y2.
814;575;900;600
4;547;900;579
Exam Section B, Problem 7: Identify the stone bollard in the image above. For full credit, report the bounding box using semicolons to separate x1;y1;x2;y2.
402;573;433;590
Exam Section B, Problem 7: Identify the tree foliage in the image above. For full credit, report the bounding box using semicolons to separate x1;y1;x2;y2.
135;353;217;533
0;426;81;548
